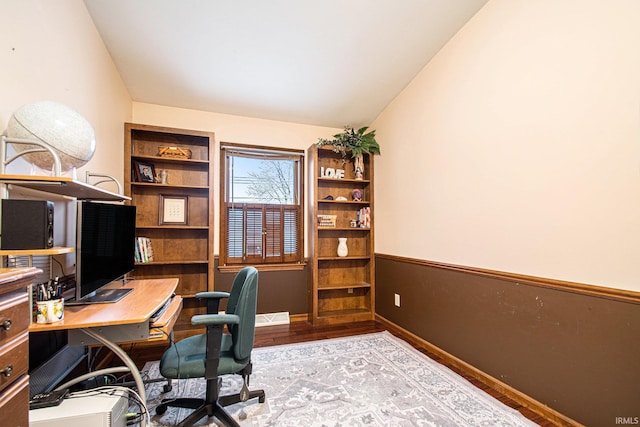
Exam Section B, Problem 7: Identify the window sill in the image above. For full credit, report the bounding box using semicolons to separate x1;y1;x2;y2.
217;262;307;273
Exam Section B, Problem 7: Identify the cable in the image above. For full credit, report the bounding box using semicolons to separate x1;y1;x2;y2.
81;328;147;407
88;345;105;372
51;257;66;277
54;366;130;391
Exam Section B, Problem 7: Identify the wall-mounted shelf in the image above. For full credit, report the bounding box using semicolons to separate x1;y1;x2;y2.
0;175;129;201
0;175;125;274
0;247;73;256
0;247;74;268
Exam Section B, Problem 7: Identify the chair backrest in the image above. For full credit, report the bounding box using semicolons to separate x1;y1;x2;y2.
226;266;258;361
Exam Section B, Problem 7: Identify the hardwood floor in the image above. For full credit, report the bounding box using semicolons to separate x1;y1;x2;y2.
124;319;558;426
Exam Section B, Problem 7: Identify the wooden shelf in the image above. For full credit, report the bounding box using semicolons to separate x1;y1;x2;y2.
132;154;209;166
135;260;209;266
131;182;209;190
318;281;371;291
317;308;373;321
318;227;370;231
0;246;73;256
136;225;210;230
0;174;129;201
125;123;215;339
307;144;375;326
318;177;371;184
318;308;372;316
318;200;370;205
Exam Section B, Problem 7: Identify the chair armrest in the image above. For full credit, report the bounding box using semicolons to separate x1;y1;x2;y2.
196;291;230;300
196;291;231;315
191;313;240;326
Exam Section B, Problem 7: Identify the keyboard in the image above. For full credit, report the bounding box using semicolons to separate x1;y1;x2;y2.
150;296;173;323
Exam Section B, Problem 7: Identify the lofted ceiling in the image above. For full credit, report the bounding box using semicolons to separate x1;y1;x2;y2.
84;0;488;128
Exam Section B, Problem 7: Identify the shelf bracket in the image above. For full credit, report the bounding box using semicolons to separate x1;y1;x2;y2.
1;133;63;199
1;134;62;175
85;171;123;196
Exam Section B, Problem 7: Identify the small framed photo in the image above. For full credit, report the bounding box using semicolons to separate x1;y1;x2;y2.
159;195;188;225
134;161;156;183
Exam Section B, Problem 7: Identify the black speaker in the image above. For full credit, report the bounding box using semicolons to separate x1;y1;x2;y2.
1;199;54;250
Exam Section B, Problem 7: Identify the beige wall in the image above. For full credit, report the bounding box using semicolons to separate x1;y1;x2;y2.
372;0;640;291
132;102;337;151
0;0;131;188
4;0;639;292
0;0;130;273
132;102;340;256
0;0;338;261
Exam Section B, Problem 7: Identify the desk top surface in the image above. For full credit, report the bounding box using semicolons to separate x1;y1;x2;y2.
29;277;179;332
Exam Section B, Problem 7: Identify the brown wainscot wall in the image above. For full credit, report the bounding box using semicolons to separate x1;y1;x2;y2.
214;258;308;316
375;253;640;427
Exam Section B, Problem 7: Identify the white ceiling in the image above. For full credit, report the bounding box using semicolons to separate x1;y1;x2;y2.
84;0;488;128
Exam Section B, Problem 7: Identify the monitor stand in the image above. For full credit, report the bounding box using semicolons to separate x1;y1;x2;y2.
66;288;133;305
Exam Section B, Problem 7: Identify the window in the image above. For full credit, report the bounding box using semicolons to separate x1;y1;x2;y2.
221;144;304;268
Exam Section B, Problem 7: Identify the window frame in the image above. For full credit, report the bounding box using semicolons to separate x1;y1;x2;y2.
219;143;305;271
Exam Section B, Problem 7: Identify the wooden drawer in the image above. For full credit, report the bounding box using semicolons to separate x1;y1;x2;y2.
0;331;28;393
0;374;29;427
0;291;29;347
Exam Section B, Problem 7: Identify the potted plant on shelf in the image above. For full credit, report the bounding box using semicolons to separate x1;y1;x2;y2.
316;126;381;180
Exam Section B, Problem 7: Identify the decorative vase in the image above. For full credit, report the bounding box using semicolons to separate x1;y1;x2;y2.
354;154;364;180
337;237;348;257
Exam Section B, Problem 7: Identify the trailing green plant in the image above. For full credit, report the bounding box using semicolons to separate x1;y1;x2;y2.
316;126;381;162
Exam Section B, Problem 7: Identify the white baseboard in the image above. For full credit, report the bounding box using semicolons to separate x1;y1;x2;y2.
255;311;290;327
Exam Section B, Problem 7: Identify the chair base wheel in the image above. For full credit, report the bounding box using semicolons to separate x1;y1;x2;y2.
156;403;167;415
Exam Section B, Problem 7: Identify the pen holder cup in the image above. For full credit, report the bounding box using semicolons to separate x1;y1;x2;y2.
35;298;64;324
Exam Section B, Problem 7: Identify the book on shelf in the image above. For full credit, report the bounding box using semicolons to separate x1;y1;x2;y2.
135;237;154;262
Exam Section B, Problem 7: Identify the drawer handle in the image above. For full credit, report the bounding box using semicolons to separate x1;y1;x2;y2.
0;319;11;331
0;365;12;377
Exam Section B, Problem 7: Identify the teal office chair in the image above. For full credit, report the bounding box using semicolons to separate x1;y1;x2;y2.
156;266;265;427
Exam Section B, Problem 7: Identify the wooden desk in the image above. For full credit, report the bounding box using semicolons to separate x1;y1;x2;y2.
29;278;182;406
30;277;181;334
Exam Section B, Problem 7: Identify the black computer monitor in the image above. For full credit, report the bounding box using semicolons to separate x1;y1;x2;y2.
72;201;136;304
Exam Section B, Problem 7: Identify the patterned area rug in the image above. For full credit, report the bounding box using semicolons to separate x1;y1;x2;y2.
142;331;537;426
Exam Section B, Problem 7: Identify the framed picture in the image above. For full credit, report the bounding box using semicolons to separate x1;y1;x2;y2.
159;195;188;225
134;161;156;183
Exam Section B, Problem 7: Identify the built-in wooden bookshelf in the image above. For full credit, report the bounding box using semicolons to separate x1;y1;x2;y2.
124;123;215;340
307;144;375;325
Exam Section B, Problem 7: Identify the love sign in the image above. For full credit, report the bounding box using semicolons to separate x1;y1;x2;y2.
320;167;345;179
